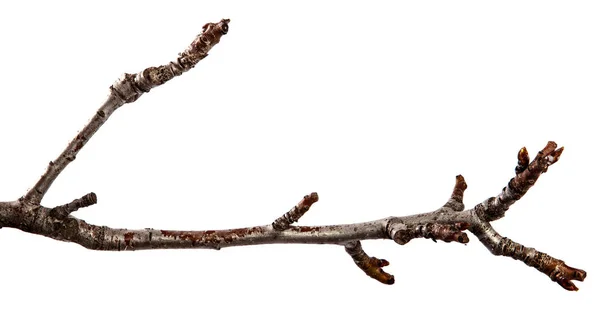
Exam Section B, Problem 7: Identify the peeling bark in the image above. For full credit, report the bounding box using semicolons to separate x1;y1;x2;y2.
0;19;586;291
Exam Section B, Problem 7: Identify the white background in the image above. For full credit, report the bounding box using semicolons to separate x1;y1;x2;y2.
0;0;597;332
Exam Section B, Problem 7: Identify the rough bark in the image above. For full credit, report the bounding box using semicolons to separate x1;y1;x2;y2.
0;19;586;291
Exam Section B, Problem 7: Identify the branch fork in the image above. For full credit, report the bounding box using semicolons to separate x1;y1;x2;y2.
0;20;586;291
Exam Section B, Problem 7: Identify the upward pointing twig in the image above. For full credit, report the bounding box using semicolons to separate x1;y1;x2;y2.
21;19;230;205
443;174;467;211
272;192;319;230
475;141;564;222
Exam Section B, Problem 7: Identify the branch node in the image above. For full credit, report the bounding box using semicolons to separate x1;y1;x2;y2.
550;261;587;291
272;193;319;231
49;192;98;219
392;221;470;245
344;241;394;285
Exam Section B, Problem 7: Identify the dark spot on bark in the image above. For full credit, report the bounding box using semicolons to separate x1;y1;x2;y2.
160;230;214;246
159;227;265;248
298;226;320;233
124;232;135;247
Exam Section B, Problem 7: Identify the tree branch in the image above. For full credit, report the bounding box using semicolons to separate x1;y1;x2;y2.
0;142;586;290
49;192;97;219
475;141;563;222
21;19;230;205
272;192;319;231
0;19;586;291
470;220;586;291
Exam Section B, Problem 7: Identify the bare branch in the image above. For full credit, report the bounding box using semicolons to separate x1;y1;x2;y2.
470;220;586;291
21;19;230;205
0;141;586;290
475;141;563;222
272;192;319;231
0;205;389;250
390;220;470;245
0;19;585;291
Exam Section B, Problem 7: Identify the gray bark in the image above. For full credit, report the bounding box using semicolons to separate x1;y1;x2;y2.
0;18;586;291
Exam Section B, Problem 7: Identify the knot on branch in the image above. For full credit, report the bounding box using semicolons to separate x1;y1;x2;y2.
474;197;506;221
390;220;470;245
345;241;394;285
110;73;145;104
272;192;319;231
49;192;97;219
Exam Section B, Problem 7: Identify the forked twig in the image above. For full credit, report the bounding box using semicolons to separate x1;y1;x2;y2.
0;19;585;291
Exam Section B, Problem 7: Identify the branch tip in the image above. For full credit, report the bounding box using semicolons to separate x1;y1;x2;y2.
22;19;230;204
392;221;470;245
534;141;562;170
443;175;467;211
272;192;319;231
470;221;585;291
477;141;564;222
550;262;586;291
550;146;564;165
540;141;558;155
345;241;395;285
455;174;467;190
516;147;529;174
302;192;319;206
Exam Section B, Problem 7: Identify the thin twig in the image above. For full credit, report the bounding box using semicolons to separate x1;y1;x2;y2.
272;192;319;231
49;192;97;219
21;19;230;205
475;141;563;222
443;174;467;211
0;20;586;291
